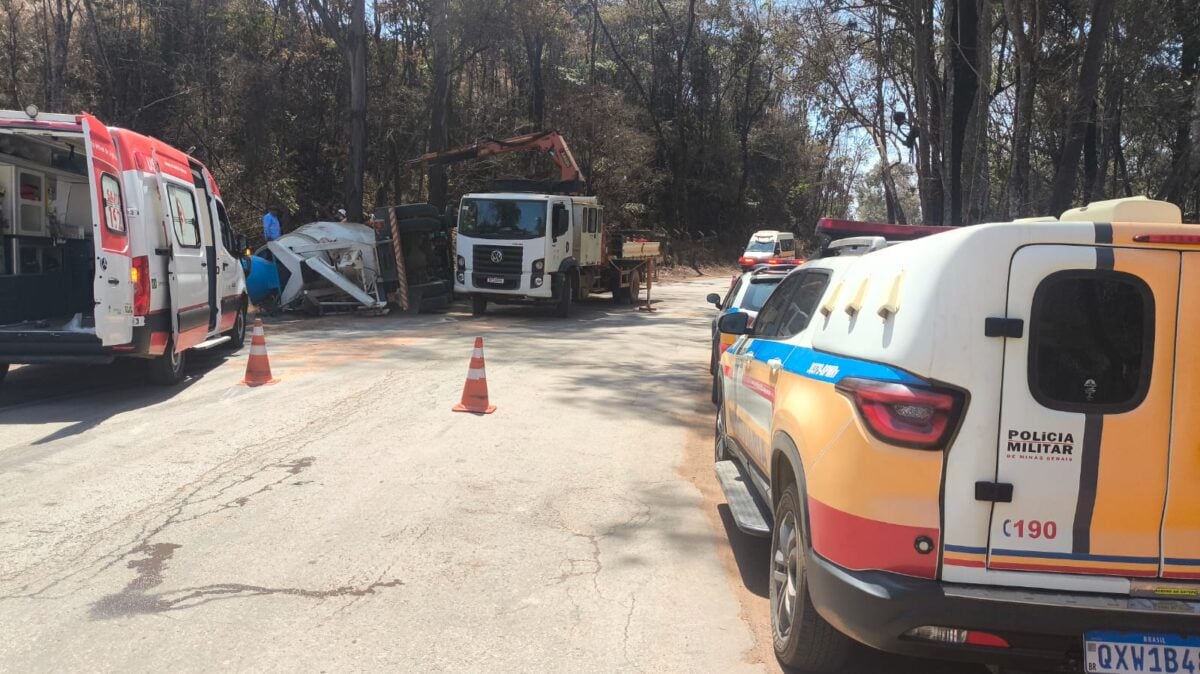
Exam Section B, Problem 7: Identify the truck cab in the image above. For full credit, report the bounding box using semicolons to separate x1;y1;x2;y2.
454;191;603;317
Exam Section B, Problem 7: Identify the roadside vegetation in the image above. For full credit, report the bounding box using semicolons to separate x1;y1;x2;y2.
2;0;1195;252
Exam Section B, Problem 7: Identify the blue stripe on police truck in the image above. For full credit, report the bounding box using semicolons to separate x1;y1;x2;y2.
746;340;921;385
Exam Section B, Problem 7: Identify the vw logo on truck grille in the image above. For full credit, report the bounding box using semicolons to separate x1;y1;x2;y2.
490;250;504;264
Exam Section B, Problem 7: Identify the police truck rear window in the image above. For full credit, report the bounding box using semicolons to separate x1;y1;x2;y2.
1028;271;1154;412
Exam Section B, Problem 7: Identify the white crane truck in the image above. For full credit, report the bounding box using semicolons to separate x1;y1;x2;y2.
409;132;660;317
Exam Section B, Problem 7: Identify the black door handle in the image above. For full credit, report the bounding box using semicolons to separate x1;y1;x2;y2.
107;278;120;286
200;262;208;268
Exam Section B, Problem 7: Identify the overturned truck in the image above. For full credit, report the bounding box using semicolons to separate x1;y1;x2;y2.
252;204;454;315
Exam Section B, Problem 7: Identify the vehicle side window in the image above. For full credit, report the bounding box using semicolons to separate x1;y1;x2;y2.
167;184;201;248
1028;270;1154;413
752;273;805;337
754;271;831;339
216;201;236;255
722;278;744;309
101;174;126;234
780;238;795;253
777;271;830;337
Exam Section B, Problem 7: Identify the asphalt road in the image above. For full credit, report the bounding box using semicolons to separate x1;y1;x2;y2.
0;277;989;673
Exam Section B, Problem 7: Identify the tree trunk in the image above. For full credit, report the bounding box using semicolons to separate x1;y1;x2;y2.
1157;0;1198;205
910;0;942;224
943;0;984;224
960;0;992;223
1003;0;1041;218
427;0;451;210
344;0;367;223
1048;0;1116;214
523;27;545;129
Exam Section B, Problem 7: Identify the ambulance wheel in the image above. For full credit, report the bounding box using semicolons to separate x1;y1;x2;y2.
0;363;8;385
224;301;248;350
714;401;730;461
149;342;186;386
771;485;850;672
471;296;487;316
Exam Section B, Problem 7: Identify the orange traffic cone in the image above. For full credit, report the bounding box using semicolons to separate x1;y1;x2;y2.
452;337;496;414
241;318;278;386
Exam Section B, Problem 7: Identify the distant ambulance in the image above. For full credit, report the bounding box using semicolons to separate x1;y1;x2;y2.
739;229;797;269
0;108;248;386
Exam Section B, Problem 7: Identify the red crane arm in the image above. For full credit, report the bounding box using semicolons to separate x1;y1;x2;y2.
407;131;585;185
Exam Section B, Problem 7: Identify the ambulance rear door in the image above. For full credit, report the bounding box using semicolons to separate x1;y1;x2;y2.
80;114;133;346
986;244;1179;581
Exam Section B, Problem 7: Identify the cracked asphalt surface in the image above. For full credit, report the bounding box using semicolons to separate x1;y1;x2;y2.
0;277;987;673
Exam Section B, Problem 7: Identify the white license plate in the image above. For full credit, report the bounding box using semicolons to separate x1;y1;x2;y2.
486;276;504;285
1086;631;1200;673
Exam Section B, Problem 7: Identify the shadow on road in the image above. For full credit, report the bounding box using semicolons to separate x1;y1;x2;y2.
0;348;236;444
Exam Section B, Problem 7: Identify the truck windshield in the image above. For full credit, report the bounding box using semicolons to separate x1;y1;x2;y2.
459;198;546;240
745;240;775;253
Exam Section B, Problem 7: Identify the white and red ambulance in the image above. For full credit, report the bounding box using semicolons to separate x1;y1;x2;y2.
0;108;248;385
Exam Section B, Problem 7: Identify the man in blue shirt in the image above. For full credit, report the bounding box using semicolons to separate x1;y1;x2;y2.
262;207;281;242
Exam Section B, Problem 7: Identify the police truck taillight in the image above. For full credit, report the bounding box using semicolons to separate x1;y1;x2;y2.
131;255;150;316
835;378;963;449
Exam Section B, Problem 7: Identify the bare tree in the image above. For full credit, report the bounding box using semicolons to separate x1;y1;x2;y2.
308;0;368;223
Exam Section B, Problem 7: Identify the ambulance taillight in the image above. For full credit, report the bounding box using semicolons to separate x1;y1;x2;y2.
131;256;150;316
835;378;964;450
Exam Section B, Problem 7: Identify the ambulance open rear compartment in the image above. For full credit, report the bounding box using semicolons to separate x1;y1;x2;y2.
0;120;109;362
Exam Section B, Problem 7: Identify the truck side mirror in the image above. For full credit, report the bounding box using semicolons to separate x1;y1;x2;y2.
706;293;722;307
235;234;249;257
552;205;569;240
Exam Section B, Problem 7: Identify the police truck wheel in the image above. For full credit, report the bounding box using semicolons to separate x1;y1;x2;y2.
770;485;850;672
149;341;186;386
224;301;248;350
471;296;487;316
556;273;575;318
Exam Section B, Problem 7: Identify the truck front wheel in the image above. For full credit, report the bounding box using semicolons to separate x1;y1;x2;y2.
471;296;487;317
556;273;575;318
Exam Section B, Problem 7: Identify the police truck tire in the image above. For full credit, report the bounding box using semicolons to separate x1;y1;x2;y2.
715;400;731;460
149;341;186;386
390;203;440;220
224;301;248;350
556;273;574;318
471;296;487;316
771;485;851;672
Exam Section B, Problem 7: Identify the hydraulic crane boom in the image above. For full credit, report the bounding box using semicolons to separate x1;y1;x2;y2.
407;131;586;193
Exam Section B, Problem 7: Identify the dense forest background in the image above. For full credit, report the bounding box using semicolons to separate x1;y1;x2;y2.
1;0;1197;252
